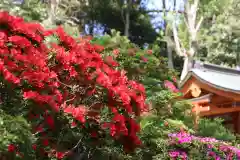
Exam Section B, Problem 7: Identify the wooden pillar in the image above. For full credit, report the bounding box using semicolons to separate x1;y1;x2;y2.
236;112;240;133
192;103;210;130
232;112;240;133
193;104;200;130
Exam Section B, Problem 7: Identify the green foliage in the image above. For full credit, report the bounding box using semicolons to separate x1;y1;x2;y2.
166;0;239;68
0;110;33;151
129;101;194;160
0;78;37;159
138;115;175;160
0;0;47;22
91;31;198;160
197;118;236;141
92;30;178;105
171;101;193;126
0;0;80;37
197;0;240;67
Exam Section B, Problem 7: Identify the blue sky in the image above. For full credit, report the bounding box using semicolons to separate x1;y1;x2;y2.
147;0;184;10
146;0;185;30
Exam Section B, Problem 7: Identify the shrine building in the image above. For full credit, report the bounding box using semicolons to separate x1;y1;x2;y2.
179;61;240;133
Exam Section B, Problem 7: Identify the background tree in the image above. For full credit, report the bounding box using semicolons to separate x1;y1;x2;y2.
197;0;240;68
170;0;203;81
0;0;47;22
84;0;158;46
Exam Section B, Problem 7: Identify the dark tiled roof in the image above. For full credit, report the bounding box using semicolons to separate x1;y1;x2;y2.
180;61;240;93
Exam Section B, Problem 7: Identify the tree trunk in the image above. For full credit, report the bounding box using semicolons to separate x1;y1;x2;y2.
180;56;195;81
171;0;203;81
89;21;94;35
180;57;189;81
124;0;130;37
237;50;240;69
167;43;174;69
162;0;174;69
48;0;59;24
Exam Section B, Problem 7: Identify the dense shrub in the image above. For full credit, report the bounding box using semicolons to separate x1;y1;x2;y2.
197;118;236;142
0;11;147;159
91;30;180;113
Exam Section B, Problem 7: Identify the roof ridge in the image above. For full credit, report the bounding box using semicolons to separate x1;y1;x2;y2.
193;61;240;75
203;63;240;75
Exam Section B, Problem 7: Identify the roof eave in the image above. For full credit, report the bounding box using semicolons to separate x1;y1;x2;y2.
180;71;240;95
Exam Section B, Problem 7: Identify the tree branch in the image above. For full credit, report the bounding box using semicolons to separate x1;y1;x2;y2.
146;10;185;14
184;16;190;31
172;22;186;57
195;16;203;32
71;136;84;151
193;0;199;9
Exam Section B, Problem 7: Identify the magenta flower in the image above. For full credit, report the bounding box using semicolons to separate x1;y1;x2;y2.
168;132;240;159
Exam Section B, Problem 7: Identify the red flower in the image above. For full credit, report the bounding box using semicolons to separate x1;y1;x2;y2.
64;105;86;123
39;148;47;156
120;92;131;105
8;144;15;152
105;56;119;67
93;44;104;52
28;113;35;120
87;88;96;96
35;124;44;133
56;152;65;159
63;105;74;114
0;31;7;39
110;124;117;136
111;107;118;113
8;36;32;48
32;144;37;150
42;139;49;146
140;56;148;62
2;68;20;84
69;66;78;77
101;122;110;129
45;115;55;129
75;115;86;123
90;131;98;138
16;152;24;158
113;49;120;55
71;121;77;128
23;91;38;100
147;50;152;54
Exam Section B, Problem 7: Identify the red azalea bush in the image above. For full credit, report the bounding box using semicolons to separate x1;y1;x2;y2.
0;12;147;159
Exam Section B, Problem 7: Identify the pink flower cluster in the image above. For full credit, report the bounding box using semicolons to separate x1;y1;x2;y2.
168;132;240;160
164;80;179;93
